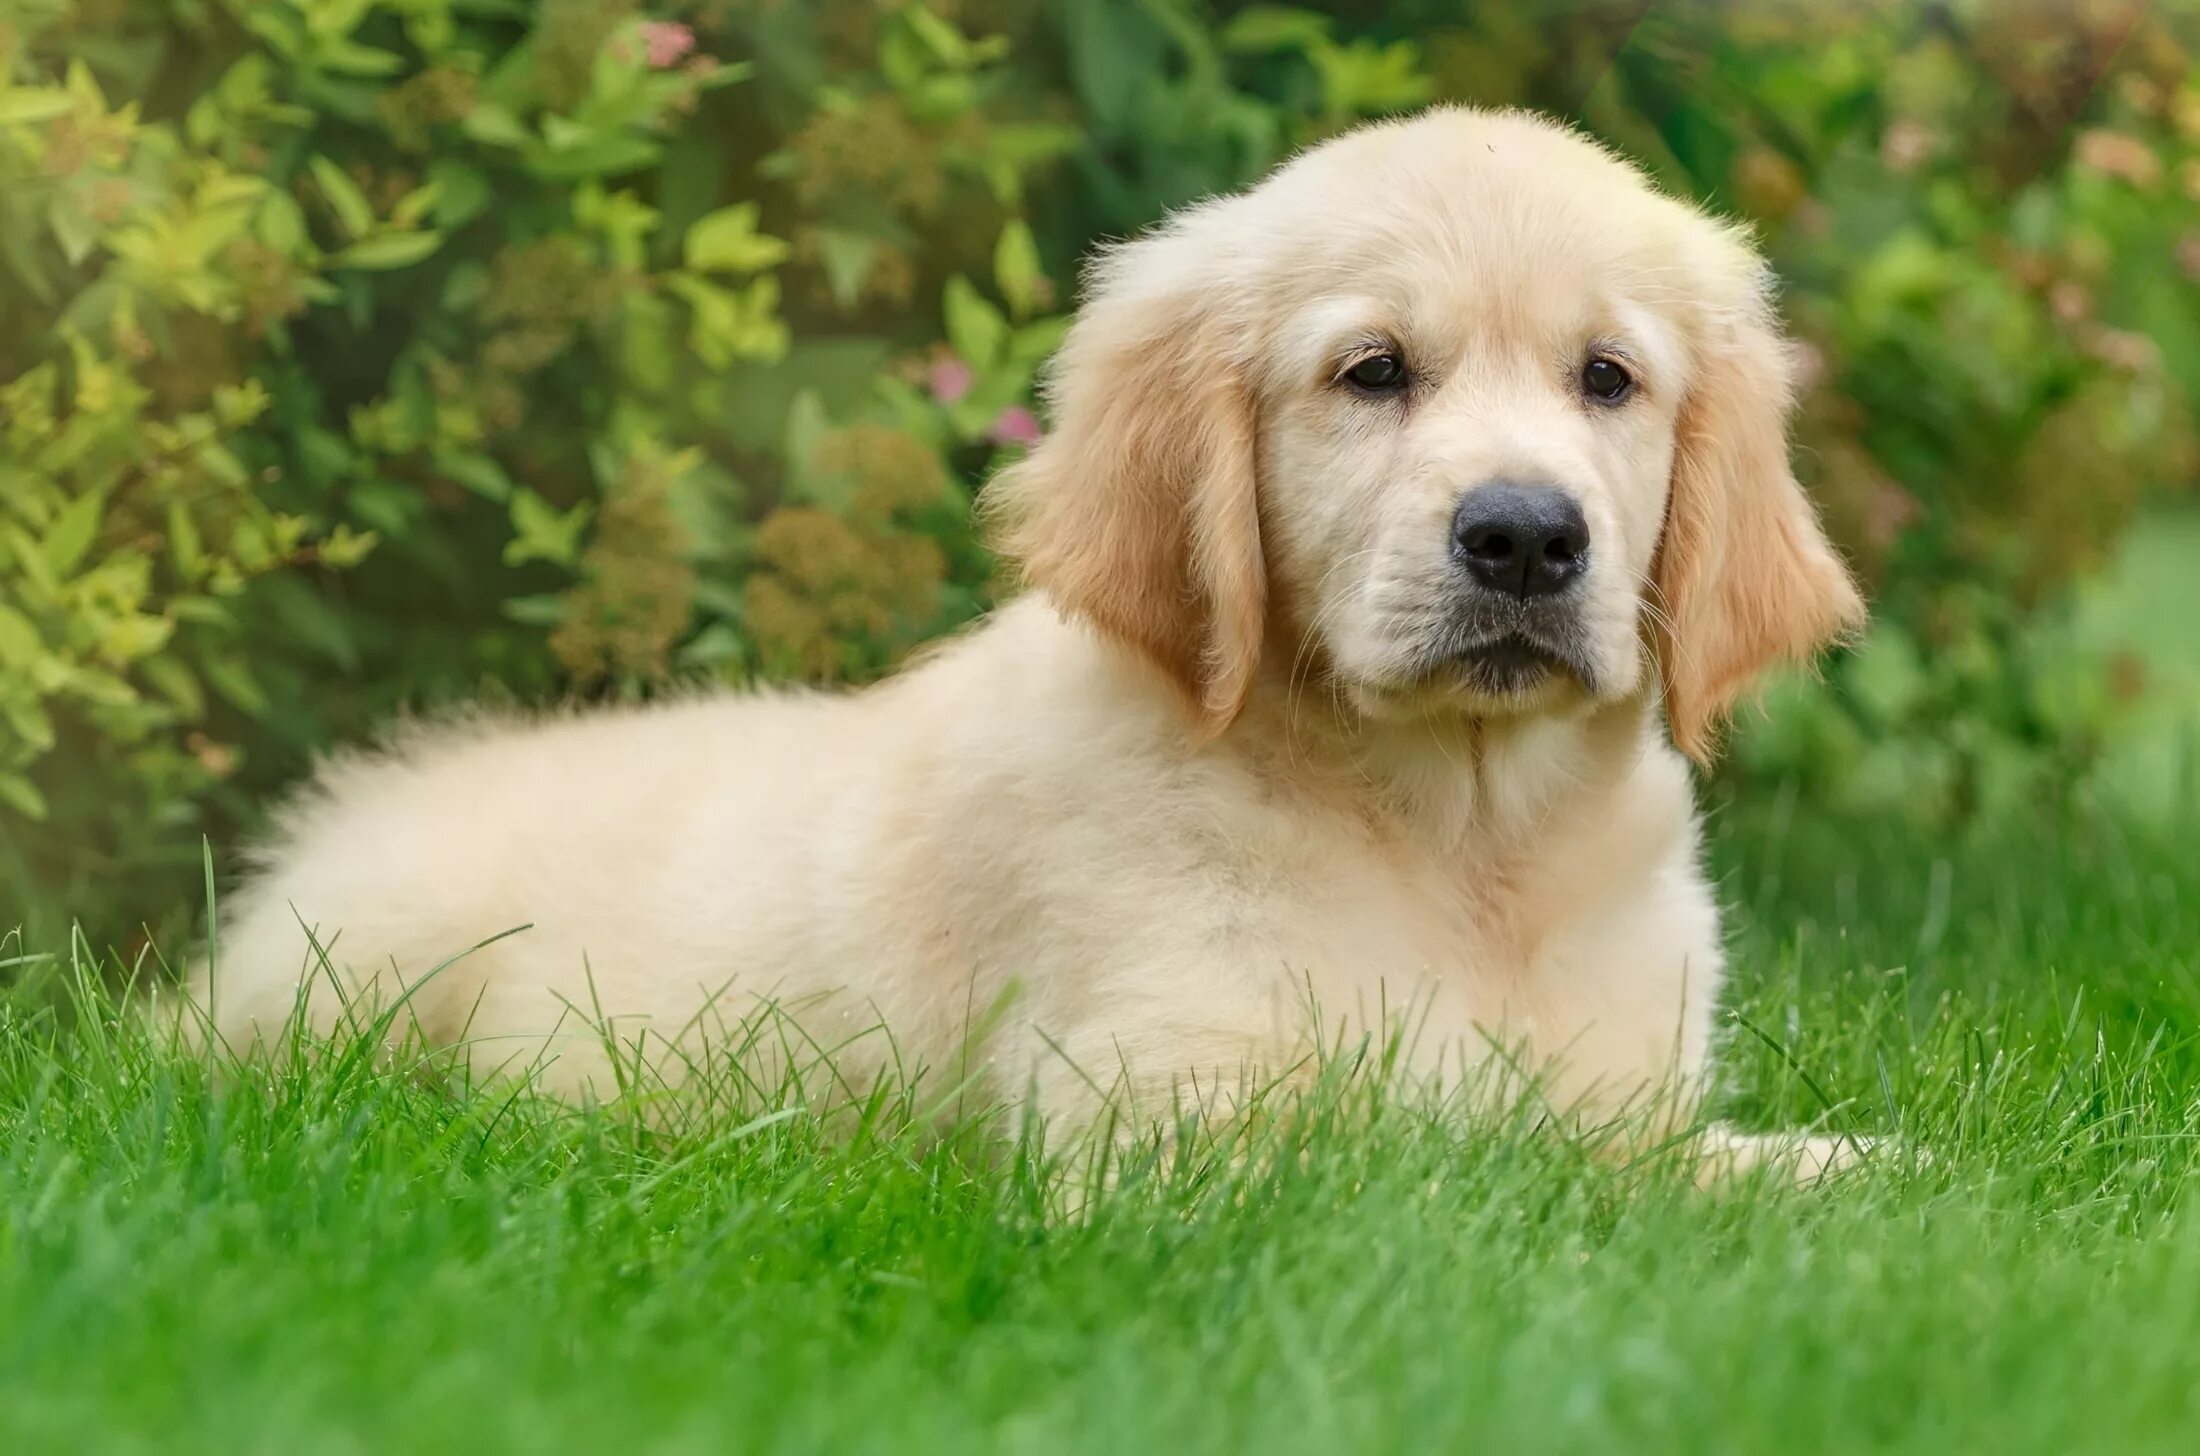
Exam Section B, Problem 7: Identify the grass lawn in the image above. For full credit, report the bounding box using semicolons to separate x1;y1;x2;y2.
4;802;2199;1454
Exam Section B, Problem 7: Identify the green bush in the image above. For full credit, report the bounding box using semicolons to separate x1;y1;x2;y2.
1;0;1087;930
3;1;2196;938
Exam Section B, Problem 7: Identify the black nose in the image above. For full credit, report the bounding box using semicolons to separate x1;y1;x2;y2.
1451;482;1590;599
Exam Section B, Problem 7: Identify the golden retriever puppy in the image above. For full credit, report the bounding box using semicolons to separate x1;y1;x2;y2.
181;108;1865;1178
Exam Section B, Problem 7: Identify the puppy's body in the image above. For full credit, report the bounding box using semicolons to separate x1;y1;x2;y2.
186;109;1863;1175
202;598;1714;1131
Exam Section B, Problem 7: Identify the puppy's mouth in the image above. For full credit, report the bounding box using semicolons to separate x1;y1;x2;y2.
1450;632;1581;697
1337;601;1603;717
1404;610;1602;703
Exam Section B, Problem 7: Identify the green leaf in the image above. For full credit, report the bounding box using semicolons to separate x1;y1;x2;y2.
308;155;376;239
238;2;305;55
1008;314;1072;366
0;604;41;664
574;182;659;268
41;490;103;577
389;181;442;229
683;204;790;274
203;656;269;716
0;773;48;822
462;103;531;149
165;501;204;579
908;73;978;122
317;524;378;569
48;201;99;266
1310;38;1434;116
97;613;174;665
346;479;425;537
330;230;445;270
943;275;1008;370
257;190;310;254
1220;6;1333;53
781;388;831;489
0;89;72;125
426;159;492;229
141;655;206;719
618;289;679;393
524;133;661;181
540;114;594;151
440;259;489;311
167;596;232;626
500;594;566;626
666;272;787;367
2;698;55;755
902;4;979;67
63;666;138;708
258;576;359;671
432;449;515;502
987;122;1084;167
814;230;878;311
315;38;405;77
2;525;58;597
993;220;1044;320
677;621;749;670
504;488;593;569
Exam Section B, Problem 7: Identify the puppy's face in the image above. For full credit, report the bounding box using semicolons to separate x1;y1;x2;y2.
1250;167;1694;721
993;109;1864;759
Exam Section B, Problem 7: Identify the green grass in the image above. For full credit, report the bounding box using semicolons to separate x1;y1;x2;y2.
5;802;2200;1454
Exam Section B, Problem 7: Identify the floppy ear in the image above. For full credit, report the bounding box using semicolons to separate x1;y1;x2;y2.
1652;272;1866;763
982;221;1266;739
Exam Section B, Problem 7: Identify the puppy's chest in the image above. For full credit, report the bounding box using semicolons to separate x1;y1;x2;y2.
1191;810;1533;1000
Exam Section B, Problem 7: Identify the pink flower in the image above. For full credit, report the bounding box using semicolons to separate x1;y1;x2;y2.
988;406;1043;448
1879;119;1938;175
928;356;974;404
2085;326;2160;374
639;20;696;69
2073;128;2162;188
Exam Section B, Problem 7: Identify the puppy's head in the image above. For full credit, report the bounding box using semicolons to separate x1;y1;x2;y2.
988;107;1863;759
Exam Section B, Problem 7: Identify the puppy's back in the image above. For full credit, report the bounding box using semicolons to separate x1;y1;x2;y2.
178;687;855;1079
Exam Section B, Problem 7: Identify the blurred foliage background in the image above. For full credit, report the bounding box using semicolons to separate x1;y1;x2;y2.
2;0;2197;941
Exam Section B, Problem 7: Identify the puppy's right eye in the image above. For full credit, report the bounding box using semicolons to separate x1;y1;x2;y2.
1343;353;1408;392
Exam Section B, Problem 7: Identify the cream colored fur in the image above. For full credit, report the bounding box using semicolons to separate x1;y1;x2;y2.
175;109;1867;1182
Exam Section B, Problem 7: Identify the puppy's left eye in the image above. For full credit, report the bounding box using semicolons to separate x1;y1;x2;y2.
1343;353;1408;392
1581;357;1633;403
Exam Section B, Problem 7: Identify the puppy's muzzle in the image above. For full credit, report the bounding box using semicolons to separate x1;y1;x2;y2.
1428;480;1599;695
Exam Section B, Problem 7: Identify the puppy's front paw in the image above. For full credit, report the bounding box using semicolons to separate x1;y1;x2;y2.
1700;1125;1874;1187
